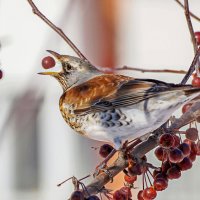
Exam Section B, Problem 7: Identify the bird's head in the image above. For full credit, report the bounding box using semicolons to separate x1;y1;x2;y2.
39;50;101;91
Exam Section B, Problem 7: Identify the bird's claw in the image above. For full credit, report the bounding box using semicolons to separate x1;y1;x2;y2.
93;164;114;182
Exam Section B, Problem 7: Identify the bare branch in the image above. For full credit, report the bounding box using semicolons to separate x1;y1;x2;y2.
116;66;187;74
174;0;200;22
184;0;198;53
27;0;88;61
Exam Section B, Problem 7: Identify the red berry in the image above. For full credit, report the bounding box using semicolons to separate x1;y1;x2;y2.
167;165;181;180
159;133;175;148
192;76;200;87
153;178;168;191
124;174;137;184
155;172;168;180
152;168;162;178
178;143;191;157
189;151;197;162
113;187;132;200
185;128;198;141
42;56;56;69
178;157;193;171
197;140;200;156
99;144;114;158
169;148;184;163
137;190;144;200
70;191;84;200
173;135;181;147
128;163;146;176
162;161;171;173
142;187;157;200
154;147;167;161
0;69;3;79
182;103;193;113
195;32;200;45
87;196;100;200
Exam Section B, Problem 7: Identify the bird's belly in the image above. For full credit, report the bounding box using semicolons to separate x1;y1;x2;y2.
81;107;164;144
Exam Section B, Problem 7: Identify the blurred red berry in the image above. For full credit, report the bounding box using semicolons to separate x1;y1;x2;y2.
178;157;193;171
124;174;137;184
167;165;181;180
153;178;168;191
182;103;193;113
137;190;144;200
42;56;56;69
195;32;200;45
70;191;84;200
197;140;200;156
99;144;114;158
192;76;200;87
0;69;3;79
142;187;157;200
169;148;184;163
185;128;198;141
159;133;175;148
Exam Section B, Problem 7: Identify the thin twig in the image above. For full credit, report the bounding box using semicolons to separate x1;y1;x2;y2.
116;66;187;74
27;0;88;61
184;0;197;53
174;0;200;22
181;47;200;84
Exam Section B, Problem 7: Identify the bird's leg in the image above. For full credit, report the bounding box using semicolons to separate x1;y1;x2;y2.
93;148;117;178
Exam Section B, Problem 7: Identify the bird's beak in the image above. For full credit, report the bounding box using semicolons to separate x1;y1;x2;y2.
38;71;59;76
46;50;62;60
38;50;62;76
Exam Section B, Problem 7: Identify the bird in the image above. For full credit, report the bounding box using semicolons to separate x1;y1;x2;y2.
39;50;200;151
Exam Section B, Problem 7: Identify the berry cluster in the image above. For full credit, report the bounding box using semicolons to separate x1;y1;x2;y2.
96;125;199;200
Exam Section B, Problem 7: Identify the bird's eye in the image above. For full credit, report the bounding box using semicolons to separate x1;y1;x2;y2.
63;63;72;71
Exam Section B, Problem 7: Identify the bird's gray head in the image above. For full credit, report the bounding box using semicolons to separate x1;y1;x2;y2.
39;50;101;91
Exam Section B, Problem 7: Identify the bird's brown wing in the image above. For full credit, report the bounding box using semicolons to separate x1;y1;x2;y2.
62;74;174;115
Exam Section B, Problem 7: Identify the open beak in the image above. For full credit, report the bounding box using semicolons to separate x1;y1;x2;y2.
46;50;62;60
38;50;62;76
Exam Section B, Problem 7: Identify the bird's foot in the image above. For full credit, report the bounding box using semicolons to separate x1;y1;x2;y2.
93;164;114;182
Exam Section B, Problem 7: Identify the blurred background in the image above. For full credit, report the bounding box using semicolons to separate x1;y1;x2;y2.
0;0;200;199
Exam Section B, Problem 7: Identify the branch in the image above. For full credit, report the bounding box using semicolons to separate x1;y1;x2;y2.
26;0;88;61
82;102;200;197
183;0;198;53
116;66;187;74
174;0;200;22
